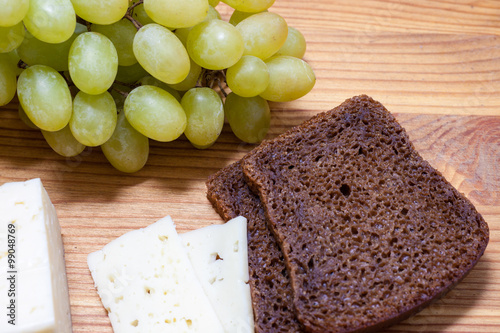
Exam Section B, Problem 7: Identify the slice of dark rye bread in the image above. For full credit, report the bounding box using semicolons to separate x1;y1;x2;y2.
206;161;305;332
240;95;489;333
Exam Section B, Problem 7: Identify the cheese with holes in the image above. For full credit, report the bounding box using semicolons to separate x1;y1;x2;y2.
0;178;72;333
87;216;224;333
181;216;254;333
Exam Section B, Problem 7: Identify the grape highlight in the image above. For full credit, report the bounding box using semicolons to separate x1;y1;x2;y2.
1;0;316;172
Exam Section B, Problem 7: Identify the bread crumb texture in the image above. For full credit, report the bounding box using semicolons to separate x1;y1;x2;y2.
242;95;489;333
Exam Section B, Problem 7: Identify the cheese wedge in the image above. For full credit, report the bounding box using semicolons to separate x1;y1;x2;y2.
181;216;254;333
87;216;224;333
0;178;72;333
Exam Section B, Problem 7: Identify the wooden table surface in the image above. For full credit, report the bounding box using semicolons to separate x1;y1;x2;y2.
1;0;499;332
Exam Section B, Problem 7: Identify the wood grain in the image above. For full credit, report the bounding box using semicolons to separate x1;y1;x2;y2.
1;0;499;332
272;0;500;35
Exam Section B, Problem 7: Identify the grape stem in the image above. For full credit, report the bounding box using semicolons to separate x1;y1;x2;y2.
109;81;140;98
124;14;143;31
114;80;140;89
218;70;228;98
17;60;28;70
127;0;144;14
125;1;144;31
110;86;130;98
200;69;229;98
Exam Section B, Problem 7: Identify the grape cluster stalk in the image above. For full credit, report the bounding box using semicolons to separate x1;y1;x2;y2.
0;0;316;173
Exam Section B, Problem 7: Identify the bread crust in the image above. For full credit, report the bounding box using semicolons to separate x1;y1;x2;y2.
241;95;489;333
206;161;305;333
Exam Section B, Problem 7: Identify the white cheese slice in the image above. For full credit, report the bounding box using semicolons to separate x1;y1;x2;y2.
87;216;224;333
181;216;254;333
0;178;72;333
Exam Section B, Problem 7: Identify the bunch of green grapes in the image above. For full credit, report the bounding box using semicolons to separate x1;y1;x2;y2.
0;0;315;173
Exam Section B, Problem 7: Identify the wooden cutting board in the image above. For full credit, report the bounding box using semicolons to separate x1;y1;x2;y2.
1;1;499;332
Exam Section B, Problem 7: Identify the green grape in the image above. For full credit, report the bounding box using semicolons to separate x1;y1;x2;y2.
70;0;128;25
17;24;86;72
260;55;315;102
115;62;148;84
18;104;39;129
187;19;244;70
0;22;25;53
109;82;132;109
102;111;149;173
205;5;222;21
131;0;155;26
275;26;307;58
17;65;72;131
0;54;17;106
208;0;220;6
91;19;138;67
23;0;76;44
237;12;288;60
223;0;275;13
137;76;181;102
229;9;266;26
42;124;86;157
3;49;23;76
70;91;118;147
0;0;29;27
124;85;186;142
133;23;190;85
69;32;118;95
144;0;208;29
181;87;224;148
174;29;190;47
224;93;270;143
167;58;201;92
174;5;221;46
226;55;269;97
